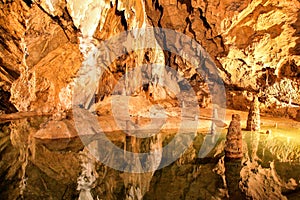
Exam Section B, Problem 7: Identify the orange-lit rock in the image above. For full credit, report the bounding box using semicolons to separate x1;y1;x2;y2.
225;114;243;159
246;96;260;131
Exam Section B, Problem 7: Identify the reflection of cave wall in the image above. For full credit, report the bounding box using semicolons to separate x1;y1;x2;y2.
1;116;300;199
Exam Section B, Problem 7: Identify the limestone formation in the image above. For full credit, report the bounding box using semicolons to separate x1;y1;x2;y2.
1;1;300;199
225;114;243;159
0;0;298;116
246;96;261;131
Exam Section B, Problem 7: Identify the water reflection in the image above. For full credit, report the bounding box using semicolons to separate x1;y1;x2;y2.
224;159;244;199
0;117;300;199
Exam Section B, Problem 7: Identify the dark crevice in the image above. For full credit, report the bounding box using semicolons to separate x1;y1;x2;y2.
35;3;77;42
203;0;208;13
53;16;72;41
283;186;300;197
146;15;155;26
225;83;258;93
154;0;163;27
186;17;196;39
0;65;19;81
0;36;11;52
0;89;18;113
198;8;211;30
115;0;128;30
214;58;232;80
182;17;188;34
177;0;193;14
23;0;32;7
115;10;128;30
62;2;78;31
237;58;249;67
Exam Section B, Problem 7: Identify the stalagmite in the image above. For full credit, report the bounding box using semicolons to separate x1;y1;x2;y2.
246;96;260;131
225;114;243;159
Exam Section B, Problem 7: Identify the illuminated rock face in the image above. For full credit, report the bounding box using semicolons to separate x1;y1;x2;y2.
1;2;300;199
225;114;243;159
246;96;261;131
0;0;299;115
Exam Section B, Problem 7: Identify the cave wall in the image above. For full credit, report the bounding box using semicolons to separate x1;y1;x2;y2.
0;0;299;114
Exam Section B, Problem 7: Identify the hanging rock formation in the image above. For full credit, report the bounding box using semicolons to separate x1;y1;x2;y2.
0;0;298;117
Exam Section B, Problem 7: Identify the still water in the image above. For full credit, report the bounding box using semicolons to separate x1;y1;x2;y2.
0;116;300;200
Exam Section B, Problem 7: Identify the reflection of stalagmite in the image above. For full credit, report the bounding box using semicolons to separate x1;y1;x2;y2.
225;159;244;199
249;131;261;162
225;114;243;159
77;142;99;200
122;124;163;200
124;120;139;161
246;96;260;131
210;108;218;135
125;135;139;153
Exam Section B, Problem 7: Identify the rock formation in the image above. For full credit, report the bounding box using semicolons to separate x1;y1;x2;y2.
246;96;261;131
225;114;243;159
0;0;298;117
1;1;300;199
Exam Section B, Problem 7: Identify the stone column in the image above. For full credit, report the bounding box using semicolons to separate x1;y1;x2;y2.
225;114;243;159
246;96;260;131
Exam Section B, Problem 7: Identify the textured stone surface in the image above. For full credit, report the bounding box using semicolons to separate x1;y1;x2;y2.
0;0;298;116
246;96;261;131
0;1;300;199
225;114;243;159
